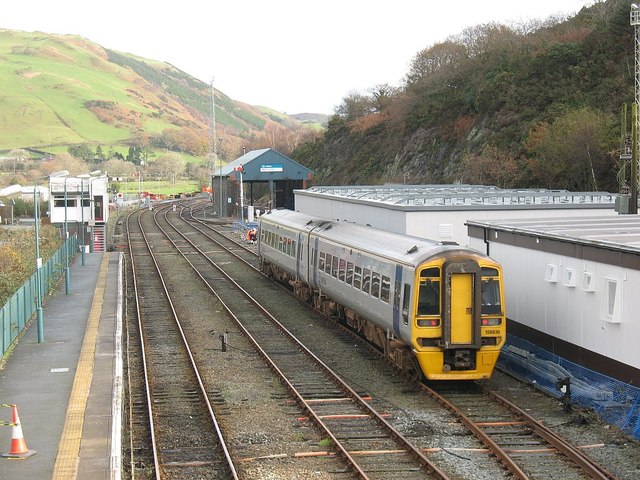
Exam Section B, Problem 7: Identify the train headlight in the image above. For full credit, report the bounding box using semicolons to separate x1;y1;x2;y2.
417;319;441;327
481;318;501;326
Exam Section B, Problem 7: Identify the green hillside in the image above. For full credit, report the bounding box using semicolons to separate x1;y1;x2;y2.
0;29;306;156
293;0;633;193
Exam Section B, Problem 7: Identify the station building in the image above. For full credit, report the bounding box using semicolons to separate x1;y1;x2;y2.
212;148;313;219
294;185;618;246
48;173;109;253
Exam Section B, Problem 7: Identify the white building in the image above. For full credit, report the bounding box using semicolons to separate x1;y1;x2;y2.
467;215;640;386
294;185;619;246
48;174;109;253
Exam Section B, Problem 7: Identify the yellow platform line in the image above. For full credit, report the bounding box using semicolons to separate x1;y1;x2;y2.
52;254;110;480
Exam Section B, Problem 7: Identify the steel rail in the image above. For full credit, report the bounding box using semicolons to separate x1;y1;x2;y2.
129;205;239;479
156;205;450;480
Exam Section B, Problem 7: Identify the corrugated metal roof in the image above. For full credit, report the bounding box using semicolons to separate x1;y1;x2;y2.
297;185;617;209
466;216;640;253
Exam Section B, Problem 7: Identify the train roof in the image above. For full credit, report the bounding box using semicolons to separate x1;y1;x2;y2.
260;209;490;266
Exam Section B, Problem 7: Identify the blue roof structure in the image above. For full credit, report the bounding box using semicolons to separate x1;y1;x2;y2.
213;148;313;182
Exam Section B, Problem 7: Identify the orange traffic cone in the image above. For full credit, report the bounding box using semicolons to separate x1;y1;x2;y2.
2;405;36;459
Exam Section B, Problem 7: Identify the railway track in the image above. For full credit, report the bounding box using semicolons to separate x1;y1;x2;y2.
126;207;238;479
424;382;616;480
154;201;449;479
119;198;627;479
178;199;622;480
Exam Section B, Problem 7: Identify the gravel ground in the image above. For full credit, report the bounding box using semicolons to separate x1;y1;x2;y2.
146;220;350;479
122;211;640;479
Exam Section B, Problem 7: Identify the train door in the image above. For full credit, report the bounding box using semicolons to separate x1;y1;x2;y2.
449;273;473;344
442;260;481;349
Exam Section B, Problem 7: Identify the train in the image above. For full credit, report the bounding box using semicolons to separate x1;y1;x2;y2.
257;209;506;380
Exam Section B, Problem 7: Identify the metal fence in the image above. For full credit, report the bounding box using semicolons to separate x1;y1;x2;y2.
0;236;78;357
499;334;640;440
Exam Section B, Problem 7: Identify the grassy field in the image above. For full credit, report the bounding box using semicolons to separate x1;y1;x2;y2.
116;179;200;196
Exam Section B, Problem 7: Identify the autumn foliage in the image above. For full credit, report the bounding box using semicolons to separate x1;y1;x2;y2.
0;226;62;306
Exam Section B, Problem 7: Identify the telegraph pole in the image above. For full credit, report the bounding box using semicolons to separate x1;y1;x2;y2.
631;5;640;213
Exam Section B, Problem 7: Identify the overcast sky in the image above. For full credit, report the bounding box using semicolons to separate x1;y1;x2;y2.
4;0;596;115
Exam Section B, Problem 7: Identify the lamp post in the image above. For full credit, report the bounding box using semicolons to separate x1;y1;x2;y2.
33;181;44;343
33;170;68;343
63;176;70;294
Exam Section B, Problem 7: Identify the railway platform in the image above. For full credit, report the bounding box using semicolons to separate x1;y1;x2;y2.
0;252;123;480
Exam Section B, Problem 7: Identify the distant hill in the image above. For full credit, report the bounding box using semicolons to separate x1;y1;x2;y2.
293;0;632;193
0;29;319;159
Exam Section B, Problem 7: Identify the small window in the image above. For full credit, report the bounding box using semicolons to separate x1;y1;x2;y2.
438;223;453;239
371;272;380;298
346;262;354;285
381;275;391;303
362;268;371;294
331;256;339;278
319;252;325;272
544;264;558;283
402;284;411;325
580;272;595;292
353;266;362;289
338;259;346;282
603;277;622;323
562;268;576;287
325;254;332;274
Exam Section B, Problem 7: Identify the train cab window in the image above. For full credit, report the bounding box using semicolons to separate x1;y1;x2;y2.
354;266;362;289
319;252;326;271
331;256;339;277
381;275;391;303
338;259;346;282
325;254;332;274
371;272;380;298
346;262;354;285
362;268;371;294
481;267;501;314
417;267;440;316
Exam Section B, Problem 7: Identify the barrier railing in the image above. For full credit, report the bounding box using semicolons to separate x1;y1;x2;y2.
0;236;78;357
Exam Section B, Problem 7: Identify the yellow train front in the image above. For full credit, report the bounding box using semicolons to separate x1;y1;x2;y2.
410;253;505;380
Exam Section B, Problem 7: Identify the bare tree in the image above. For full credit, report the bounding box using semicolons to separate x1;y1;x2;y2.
8;148;29;174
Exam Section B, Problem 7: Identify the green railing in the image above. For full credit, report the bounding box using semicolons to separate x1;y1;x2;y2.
1;236;78;357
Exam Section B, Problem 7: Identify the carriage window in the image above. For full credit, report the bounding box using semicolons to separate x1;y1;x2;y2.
319;252;325;271
325;254;332;274
338;259;346;282
381;275;391;303
371;272;381;298
354;266;362;289
346;262;354;285
481;267;501;314
418;267;440;315
362;268;371;294
331;256;339;277
402;284;411;325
